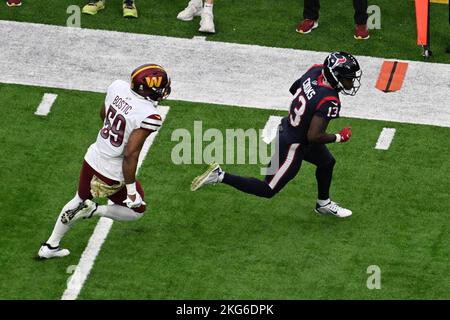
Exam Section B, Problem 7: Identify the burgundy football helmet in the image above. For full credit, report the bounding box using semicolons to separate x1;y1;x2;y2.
130;64;171;102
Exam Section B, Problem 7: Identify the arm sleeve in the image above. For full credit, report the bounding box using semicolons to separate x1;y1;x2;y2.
289;78;303;95
140;113;162;132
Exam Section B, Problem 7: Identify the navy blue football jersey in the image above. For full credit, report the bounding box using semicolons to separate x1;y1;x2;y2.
281;64;341;144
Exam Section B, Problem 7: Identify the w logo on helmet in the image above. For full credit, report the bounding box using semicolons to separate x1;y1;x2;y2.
328;54;347;70
145;76;163;88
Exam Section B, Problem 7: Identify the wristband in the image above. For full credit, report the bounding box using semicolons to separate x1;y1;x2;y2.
335;134;341;143
126;183;137;195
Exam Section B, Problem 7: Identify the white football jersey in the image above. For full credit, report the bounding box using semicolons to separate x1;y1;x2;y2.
84;80;162;181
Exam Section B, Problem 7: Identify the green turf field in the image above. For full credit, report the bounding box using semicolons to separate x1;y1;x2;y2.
1;0;449;63
1;0;450;300
1;83;450;299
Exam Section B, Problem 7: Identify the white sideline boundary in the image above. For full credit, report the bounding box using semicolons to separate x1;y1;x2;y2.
1;20;450;127
61;106;170;300
34;93;58;116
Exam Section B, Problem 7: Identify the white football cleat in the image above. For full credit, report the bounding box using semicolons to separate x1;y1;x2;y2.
38;243;70;259
199;11;215;33
60;199;97;225
177;0;203;21
191;162;223;191
315;201;352;218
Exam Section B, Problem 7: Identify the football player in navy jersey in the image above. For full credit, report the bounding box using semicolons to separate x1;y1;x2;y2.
191;51;361;218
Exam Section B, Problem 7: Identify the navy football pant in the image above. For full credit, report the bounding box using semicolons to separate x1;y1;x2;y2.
303;0;369;25
222;134;336;200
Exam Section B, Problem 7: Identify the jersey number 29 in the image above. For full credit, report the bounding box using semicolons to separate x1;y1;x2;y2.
100;105;126;147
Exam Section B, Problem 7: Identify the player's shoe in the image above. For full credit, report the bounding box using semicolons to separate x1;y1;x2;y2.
123;0;138;18
296;19;318;34
60;200;98;225
38;243;70;259
354;24;370;40
177;0;203;21
199;11;215;33
315;201;352;218
82;1;105;15
191;162;223;191
6;0;22;6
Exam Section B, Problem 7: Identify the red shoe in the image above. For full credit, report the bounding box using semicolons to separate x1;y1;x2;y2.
6;0;22;6
296;19;319;34
354;24;370;40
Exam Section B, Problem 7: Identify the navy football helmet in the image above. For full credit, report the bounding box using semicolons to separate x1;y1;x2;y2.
323;52;362;96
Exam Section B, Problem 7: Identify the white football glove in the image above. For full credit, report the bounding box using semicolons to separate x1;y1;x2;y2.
123;192;146;209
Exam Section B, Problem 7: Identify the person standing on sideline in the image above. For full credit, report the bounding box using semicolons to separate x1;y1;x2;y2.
296;0;370;40
177;0;216;34
82;0;138;18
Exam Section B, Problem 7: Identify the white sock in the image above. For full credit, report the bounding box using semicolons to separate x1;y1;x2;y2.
47;193;83;247
94;204;143;221
218;170;225;183
317;198;331;206
203;3;213;14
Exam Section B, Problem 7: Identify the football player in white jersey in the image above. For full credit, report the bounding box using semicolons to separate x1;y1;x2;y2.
38;64;171;259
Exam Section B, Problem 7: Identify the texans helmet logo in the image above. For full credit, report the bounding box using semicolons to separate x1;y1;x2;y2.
328;54;347;70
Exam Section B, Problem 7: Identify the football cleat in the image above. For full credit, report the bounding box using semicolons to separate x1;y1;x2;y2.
354;24;370;40
123;0;138;18
296;19;319;34
315;201;352;218
6;0;22;7
38;243;70;259
61;200;97;225
177;0;203;21
82;1;105;15
191;162;223;191
199;11;215;33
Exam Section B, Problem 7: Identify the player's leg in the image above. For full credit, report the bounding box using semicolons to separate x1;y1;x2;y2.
92;181;146;221
303;144;351;217
297;0;320;34
199;0;215;33
191;135;303;198
303;0;320;20
177;0;203;21
38;161;96;258
303;144;335;201
353;0;369;39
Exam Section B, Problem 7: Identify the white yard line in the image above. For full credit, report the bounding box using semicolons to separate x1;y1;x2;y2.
61;217;113;300
61;106;170;300
1;20;450;127
375;128;396;150
34;93;58;116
